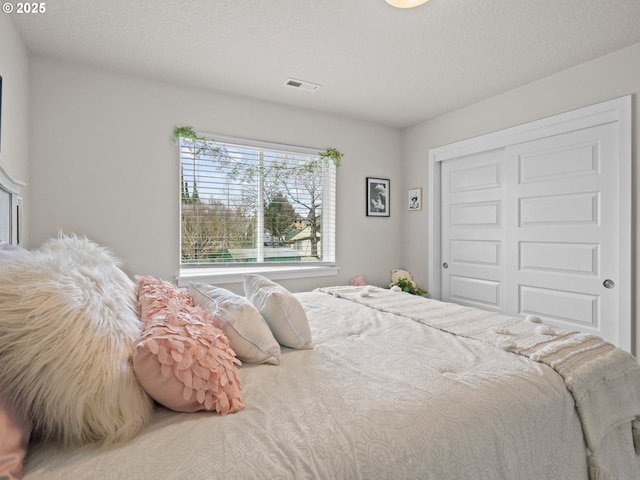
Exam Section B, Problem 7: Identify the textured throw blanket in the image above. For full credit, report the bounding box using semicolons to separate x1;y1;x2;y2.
316;286;640;480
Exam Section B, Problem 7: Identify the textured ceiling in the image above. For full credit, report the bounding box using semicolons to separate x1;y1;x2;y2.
10;0;640;128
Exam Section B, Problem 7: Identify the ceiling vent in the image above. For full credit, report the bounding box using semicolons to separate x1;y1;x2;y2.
283;78;321;93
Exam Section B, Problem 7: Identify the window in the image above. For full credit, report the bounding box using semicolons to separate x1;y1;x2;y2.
179;134;336;270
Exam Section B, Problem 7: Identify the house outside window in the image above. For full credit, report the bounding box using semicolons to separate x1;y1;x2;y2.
179;133;336;270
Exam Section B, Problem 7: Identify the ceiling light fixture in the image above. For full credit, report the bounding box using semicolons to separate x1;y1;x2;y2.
385;0;429;8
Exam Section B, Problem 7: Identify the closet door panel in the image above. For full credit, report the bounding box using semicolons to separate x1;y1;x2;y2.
506;123;619;340
441;149;505;312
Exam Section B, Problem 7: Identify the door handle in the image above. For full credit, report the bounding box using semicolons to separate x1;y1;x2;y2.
442;262;448;269
603;279;615;289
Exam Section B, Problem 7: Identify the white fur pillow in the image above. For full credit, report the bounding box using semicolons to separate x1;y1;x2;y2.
0;234;152;447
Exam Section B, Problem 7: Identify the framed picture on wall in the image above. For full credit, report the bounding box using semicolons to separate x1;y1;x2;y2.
366;177;390;217
408;187;422;211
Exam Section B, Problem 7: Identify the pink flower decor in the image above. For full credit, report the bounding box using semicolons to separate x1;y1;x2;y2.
134;276;244;415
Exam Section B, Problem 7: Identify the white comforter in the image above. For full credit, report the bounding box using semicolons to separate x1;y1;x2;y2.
23;291;640;479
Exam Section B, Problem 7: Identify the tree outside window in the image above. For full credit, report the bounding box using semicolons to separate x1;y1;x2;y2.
176;128;340;266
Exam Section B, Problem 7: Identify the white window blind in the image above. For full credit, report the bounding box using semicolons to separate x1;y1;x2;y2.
179;134;336;267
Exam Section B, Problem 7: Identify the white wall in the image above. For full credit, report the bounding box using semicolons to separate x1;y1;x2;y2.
29;57;402;292
0;14;30;243
402;41;640;354
25;34;640;347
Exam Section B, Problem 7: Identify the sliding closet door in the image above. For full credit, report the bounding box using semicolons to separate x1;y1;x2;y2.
440;149;506;311
432;96;631;350
504;123;620;342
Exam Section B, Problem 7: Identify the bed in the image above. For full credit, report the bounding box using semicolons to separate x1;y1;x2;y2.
1;167;639;480
11;281;640;480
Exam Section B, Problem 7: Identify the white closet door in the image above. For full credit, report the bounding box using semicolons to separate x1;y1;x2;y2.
439;121;622;346
441;149;506;311
505;123;620;341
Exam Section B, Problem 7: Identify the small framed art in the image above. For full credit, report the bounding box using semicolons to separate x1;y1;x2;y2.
408;187;422;211
366;177;390;217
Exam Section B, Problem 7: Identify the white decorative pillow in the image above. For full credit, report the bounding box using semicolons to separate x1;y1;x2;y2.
189;282;281;365
0;234;153;447
243;274;313;349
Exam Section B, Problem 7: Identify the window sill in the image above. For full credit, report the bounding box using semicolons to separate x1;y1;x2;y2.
176;265;340;288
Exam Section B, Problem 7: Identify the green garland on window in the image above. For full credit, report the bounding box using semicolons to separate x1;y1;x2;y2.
172;126;200;142
319;147;343;168
172;126;343;167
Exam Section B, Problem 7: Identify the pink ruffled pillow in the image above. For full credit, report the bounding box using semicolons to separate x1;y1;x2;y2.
137;275;194;321
134;277;244;414
0;392;31;480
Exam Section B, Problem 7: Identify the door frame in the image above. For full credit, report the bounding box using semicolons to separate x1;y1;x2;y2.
427;96;632;350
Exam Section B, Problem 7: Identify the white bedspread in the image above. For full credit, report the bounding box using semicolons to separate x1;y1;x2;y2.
317;285;640;479
23;291;640;480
